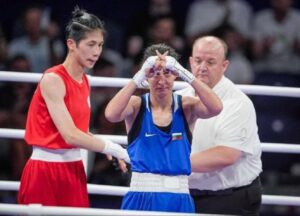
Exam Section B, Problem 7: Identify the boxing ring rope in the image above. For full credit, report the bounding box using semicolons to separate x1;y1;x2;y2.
1;71;300;97
1;180;300;207
0;71;300;214
1;128;300;154
0;203;195;216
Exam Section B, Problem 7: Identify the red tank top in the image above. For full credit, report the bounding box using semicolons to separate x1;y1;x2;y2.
25;64;91;149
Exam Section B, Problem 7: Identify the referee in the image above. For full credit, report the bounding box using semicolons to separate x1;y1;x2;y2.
177;36;262;216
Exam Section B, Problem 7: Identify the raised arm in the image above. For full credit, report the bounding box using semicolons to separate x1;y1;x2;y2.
40;73;129;162
105;56;157;127
104;81;139;123
166;56;223;120
188;77;223;118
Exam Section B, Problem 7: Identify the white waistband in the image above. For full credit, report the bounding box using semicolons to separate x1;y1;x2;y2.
130;172;189;194
31;146;82;162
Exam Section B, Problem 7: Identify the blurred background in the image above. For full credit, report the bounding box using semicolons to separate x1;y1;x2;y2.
0;0;300;215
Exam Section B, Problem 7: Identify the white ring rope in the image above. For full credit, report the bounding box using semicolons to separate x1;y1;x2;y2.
1;181;300;207
0;203;195;216
1;128;300;154
1;71;300;97
0;181;129;196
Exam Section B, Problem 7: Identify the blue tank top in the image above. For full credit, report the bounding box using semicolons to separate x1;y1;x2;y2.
127;93;192;175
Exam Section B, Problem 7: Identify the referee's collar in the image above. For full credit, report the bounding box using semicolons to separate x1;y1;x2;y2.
212;76;229;99
177;76;229;98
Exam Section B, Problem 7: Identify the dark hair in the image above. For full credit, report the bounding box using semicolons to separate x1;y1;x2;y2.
66;6;105;44
142;43;179;62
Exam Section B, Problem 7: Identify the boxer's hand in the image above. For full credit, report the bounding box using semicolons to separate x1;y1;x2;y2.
133;56;157;87
166;56;195;84
101;138;130;163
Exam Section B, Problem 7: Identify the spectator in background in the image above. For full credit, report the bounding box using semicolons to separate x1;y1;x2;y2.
7;55;34;180
123;15;185;78
0;26;8;70
90;57;119;112
250;0;300;176
127;0;174;40
0;55;33;196
221;25;254;84
184;0;253;45
251;0;300;75
7;56;34;115
124;0;176;70
147;16;185;55
0;55;33;129
0;28;10;133
100;48;124;77
8;5;64;73
122;0;187;79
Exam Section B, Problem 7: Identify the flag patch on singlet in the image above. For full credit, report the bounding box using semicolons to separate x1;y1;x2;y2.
172;132;182;140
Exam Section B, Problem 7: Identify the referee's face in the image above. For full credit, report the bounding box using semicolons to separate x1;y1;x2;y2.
190;39;229;88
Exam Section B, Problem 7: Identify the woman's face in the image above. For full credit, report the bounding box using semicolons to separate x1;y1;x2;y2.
72;29;104;69
147;60;176;97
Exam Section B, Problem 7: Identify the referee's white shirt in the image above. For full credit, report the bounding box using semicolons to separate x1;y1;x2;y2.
176;76;262;191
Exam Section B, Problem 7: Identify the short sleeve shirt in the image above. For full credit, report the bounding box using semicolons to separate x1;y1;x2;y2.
176;77;262;190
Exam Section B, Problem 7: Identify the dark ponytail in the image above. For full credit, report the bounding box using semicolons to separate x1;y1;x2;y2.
66;6;105;44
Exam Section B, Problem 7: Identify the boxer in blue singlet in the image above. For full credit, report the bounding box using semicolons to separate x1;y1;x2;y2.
105;44;223;213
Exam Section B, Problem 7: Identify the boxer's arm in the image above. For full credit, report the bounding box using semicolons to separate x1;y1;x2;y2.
40;73;129;162
105;82;140;123
105;57;156;123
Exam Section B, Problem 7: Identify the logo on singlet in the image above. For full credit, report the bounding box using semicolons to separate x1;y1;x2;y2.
172;132;182;140
145;133;156;137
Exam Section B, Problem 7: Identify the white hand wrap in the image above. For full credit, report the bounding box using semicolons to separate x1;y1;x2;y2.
102;138;130;163
166;56;195;84
133;56;157;87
